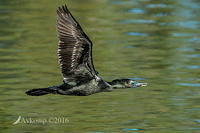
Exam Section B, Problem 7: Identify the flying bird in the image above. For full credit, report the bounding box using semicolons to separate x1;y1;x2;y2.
26;5;147;96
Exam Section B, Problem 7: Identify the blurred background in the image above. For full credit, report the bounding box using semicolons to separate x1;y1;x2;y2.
0;0;199;132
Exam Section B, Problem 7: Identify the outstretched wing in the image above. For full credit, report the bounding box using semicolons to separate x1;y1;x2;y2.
56;5;96;85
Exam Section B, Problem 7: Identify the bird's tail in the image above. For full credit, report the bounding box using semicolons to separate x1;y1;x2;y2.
25;87;57;96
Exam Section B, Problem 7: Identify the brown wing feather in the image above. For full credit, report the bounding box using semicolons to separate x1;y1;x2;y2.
56;5;96;85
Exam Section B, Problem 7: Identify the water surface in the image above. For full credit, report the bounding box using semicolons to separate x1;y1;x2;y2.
0;0;200;132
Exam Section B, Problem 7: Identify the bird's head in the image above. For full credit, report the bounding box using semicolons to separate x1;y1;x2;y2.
109;79;147;88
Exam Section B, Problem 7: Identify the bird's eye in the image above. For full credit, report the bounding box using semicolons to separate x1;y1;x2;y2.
130;80;137;84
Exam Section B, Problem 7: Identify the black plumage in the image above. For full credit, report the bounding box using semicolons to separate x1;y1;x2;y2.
26;5;147;96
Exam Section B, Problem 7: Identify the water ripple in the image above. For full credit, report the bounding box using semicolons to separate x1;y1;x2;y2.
185;54;200;58
111;0;137;5
176;47;195;52
124;45;135;49
0;9;12;13
126;32;149;37
120;19;155;24
159;21;199;29
195;120;200;123
188;128;200;130
128;8;145;14
89;132;106;133
152;13;173;17
188;37;200;42
122;128;139;131
0;43;5;47
172;33;200;37
146;4;167;8
187;65;200;69
177;83;200;87
129;77;147;80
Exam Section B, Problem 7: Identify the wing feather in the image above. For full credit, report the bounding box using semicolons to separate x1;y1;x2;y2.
56;5;96;86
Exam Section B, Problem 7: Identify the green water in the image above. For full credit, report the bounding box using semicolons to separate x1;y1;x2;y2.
0;0;200;132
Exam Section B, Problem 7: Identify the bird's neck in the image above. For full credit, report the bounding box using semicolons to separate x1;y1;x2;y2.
107;80;126;89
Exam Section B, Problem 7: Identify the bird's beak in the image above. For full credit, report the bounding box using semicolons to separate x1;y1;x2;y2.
134;82;147;87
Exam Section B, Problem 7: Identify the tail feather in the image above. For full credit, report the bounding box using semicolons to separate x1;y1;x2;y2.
25;88;54;96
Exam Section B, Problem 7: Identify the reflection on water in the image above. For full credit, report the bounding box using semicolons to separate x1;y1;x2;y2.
122;128;139;131
0;0;200;132
120;19;155;24
177;83;200;87
126;32;149;37
128;8;146;14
